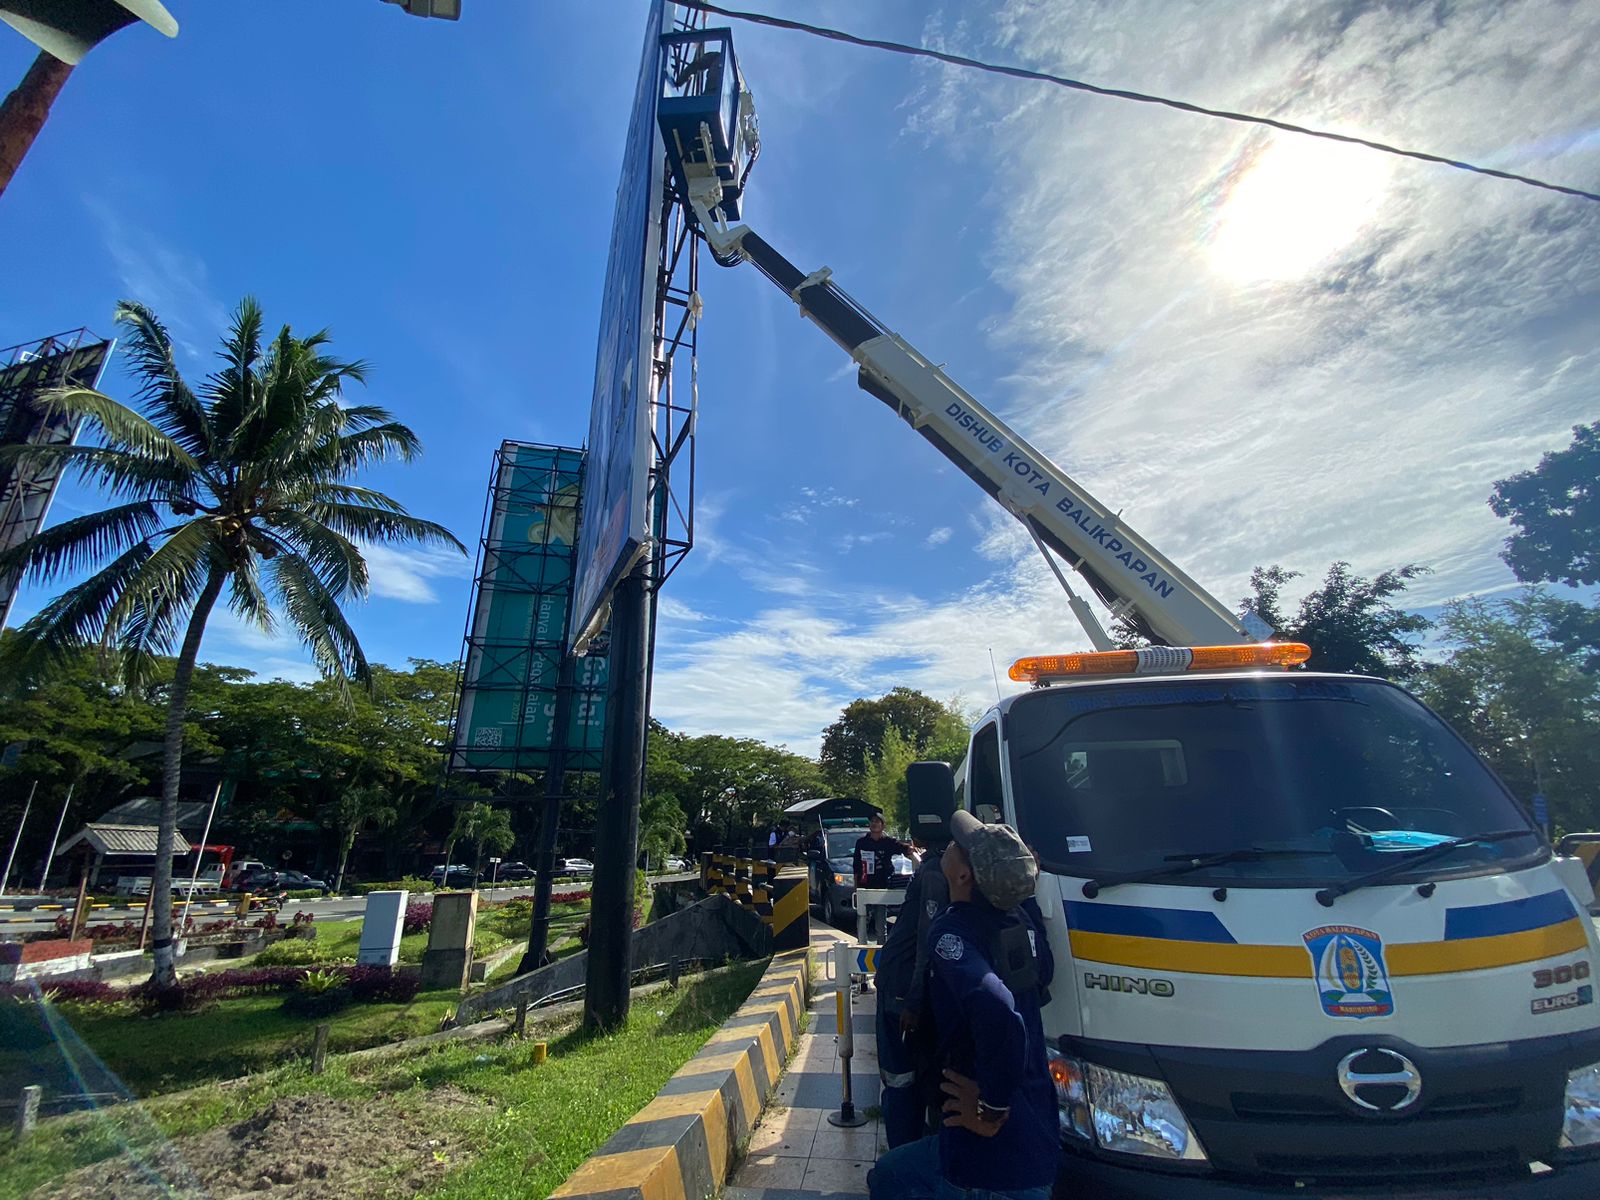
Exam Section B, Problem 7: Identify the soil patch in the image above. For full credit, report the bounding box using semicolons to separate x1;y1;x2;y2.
30;1090;483;1200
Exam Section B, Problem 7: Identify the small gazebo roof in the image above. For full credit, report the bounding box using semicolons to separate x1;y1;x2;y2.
55;823;183;858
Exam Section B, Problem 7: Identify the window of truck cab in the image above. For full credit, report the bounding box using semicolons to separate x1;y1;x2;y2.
1002;675;1543;887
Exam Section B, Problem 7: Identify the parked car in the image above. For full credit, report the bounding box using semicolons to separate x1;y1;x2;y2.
806;829;913;928
229;866;281;893
273;870;332;895
429;864;474;887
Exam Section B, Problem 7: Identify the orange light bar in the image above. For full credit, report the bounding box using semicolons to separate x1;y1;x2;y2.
1009;642;1312;683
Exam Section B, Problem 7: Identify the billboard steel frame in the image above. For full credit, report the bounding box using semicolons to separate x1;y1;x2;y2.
0;328;114;629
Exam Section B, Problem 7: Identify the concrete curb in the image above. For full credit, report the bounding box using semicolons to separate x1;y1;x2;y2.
551;947;811;1200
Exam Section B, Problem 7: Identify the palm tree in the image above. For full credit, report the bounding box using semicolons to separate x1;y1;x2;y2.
0;298;464;984
331;785;397;893
446;802;515;887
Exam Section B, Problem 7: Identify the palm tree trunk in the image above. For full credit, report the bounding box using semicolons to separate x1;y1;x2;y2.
335;830;354;894
0;51;73;201
149;565;227;986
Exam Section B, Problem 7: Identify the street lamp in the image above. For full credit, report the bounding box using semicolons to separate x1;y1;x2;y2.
0;0;178;198
381;0;461;18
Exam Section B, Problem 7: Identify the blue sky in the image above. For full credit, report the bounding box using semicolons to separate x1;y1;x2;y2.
3;1;1598;754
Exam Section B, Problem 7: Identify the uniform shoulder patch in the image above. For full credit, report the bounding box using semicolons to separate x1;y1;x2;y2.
935;933;965;961
925;899;939;918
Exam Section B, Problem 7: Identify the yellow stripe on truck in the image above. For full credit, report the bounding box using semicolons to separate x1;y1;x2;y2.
1071;918;1593;979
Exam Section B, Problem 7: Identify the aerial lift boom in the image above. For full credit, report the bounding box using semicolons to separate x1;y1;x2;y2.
658;28;1265;650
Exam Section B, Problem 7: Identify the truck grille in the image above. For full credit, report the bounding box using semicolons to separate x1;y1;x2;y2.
1231;1087;1522;1123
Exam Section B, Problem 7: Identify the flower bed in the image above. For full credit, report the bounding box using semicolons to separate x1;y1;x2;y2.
2;962;422;1012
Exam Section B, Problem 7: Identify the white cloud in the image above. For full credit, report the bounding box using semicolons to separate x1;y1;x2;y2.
84;198;228;362
361;544;472;604
925;526;954;548
919;0;1600;613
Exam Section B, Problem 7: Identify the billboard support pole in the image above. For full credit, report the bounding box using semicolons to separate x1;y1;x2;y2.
521;647;577;973
583;564;651;1032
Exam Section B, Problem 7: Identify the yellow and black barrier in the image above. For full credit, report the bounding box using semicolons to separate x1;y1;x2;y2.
759;869;809;950
551;948;810;1200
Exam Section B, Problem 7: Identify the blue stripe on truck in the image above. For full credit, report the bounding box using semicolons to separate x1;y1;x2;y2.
1443;890;1577;941
1064;901;1237;944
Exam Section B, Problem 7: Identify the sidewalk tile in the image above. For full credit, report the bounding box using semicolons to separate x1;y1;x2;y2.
736;1154;810;1189
801;1157;876;1193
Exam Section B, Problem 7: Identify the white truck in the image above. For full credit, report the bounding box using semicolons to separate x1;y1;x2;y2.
116;862;226;897
659;28;1600;1198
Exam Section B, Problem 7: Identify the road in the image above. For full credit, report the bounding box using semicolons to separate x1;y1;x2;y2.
0;882;599;936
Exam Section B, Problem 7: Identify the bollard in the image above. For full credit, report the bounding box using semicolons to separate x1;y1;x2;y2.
531;1041;548;1065
514;998;528;1039
14;1085;40;1141
312;1024;330;1075
827;948;868;1128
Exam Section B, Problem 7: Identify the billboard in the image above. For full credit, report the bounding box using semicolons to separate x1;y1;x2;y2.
0;330;114;628
569;0;669;653
450;443;608;773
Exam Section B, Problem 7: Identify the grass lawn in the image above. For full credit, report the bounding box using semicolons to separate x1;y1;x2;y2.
0;957;768;1200
1;987;465;1099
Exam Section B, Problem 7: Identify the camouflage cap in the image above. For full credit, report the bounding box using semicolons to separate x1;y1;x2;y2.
949;810;1037;909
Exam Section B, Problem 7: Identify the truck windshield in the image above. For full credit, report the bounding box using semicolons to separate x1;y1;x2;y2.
1003;675;1542;886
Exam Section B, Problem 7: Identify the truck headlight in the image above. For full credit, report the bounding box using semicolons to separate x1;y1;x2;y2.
1561;1062;1600;1148
1046;1049;1207;1162
1085;1064;1207;1161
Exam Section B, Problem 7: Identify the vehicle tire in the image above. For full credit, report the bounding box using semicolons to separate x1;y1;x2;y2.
823;891;838;927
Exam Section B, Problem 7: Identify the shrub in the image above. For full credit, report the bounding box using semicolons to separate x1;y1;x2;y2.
348;965;422;1003
253;940;326;967
2;978;119;1005
251;911;279;931
282;888;324;901
351;877;432;896
298;968;344;995
292;911;316;928
403;900;433;936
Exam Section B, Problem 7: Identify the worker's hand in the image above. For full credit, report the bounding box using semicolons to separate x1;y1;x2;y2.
940;1069;1007;1136
900;1008;919;1035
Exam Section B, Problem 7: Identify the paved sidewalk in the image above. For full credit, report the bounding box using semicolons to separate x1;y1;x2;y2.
726;924;885;1200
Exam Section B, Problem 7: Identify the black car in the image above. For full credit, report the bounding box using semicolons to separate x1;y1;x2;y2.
495;862;536;881
807;828;913;927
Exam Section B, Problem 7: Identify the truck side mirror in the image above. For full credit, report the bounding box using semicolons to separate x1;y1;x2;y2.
906;761;956;845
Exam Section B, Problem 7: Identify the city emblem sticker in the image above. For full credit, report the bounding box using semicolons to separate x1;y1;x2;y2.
1302;925;1394;1019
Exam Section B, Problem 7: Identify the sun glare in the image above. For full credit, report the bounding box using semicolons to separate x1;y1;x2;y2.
1207;135;1391;283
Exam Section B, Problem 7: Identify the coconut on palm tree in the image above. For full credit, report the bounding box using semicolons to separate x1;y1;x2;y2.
0;298;464;984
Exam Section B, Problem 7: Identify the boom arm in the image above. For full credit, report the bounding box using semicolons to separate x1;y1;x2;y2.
688;190;1258;649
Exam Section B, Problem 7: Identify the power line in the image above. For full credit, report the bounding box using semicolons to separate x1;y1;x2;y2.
679;0;1600;206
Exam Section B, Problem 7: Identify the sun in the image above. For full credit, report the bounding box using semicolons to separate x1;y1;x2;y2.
1207;135;1391;283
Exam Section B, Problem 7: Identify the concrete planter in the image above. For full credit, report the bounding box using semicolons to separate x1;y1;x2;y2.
0;938;94;982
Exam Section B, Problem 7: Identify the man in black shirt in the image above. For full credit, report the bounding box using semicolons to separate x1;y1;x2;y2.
853;812;906;889
853;812;910;945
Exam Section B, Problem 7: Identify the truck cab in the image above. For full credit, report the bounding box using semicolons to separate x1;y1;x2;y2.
937;645;1600;1197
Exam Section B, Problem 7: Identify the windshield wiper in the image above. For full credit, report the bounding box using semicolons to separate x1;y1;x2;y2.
1081;846;1335;898
1314;828;1537;907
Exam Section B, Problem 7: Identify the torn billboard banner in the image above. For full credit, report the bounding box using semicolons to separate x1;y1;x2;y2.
451;443;607;773
569;0;669;654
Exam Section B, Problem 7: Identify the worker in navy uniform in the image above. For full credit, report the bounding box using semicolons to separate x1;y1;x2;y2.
868;811;1057;1200
874;827;952;1148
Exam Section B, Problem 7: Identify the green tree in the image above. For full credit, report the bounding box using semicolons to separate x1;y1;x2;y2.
330;784;396;892
820;687;948;794
1490;421;1600;588
447;802;515;885
1416;591;1600;833
1239;562;1431;678
859;697;974;831
0;299;462;982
